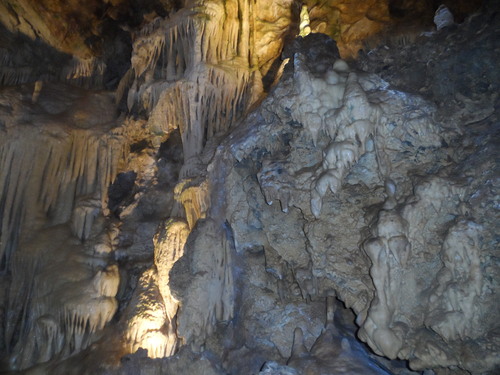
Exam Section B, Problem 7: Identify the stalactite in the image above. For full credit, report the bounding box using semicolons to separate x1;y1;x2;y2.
130;10;199;80
124;0;260;161
62;56;105;89
0;128;125;268
262;53;380;218
5;224;120;369
0;48;106;88
145;63;253;159
0;66;34;86
0;84;126;368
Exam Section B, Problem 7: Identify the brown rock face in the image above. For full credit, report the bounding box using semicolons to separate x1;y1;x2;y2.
0;0;179;58
303;0;391;58
0;0;483;69
0;0;107;57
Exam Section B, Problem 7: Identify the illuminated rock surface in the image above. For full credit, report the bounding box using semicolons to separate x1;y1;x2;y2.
0;1;498;374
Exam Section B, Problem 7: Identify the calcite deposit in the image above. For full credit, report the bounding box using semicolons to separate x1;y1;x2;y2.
0;1;497;375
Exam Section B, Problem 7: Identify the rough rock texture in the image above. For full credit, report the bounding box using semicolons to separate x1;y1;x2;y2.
0;1;498;375
0;0;175;58
0;83;125;370
210;29;498;372
304;0;391;57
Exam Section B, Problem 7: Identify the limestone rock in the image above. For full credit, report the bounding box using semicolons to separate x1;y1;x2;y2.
0;1;497;375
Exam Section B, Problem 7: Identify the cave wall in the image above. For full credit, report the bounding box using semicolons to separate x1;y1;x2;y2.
0;0;498;374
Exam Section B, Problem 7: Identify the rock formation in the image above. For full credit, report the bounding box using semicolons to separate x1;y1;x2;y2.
0;1;497;374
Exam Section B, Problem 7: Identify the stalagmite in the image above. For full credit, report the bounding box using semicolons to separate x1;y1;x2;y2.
154;219;190;320
123;219;190;358
358;181;411;359
286;298;385;374
31;80;43;103
125;268;176;358
172;219;235;350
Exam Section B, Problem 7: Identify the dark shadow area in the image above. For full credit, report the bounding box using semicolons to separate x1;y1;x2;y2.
108;171;137;215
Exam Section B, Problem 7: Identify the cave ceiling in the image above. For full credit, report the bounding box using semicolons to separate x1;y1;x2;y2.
0;0;483;59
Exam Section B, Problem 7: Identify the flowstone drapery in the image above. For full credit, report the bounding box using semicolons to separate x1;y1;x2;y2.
0;84;125;269
358;186;412;359
0;1;284;368
104;0;300;366
226;34;498;373
170;218;236;349
122;0;263;160
427;221;483;341
254;45;392;220
0;1;498;374
0;82;125;369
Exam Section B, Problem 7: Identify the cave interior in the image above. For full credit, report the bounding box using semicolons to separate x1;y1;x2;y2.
0;0;498;374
